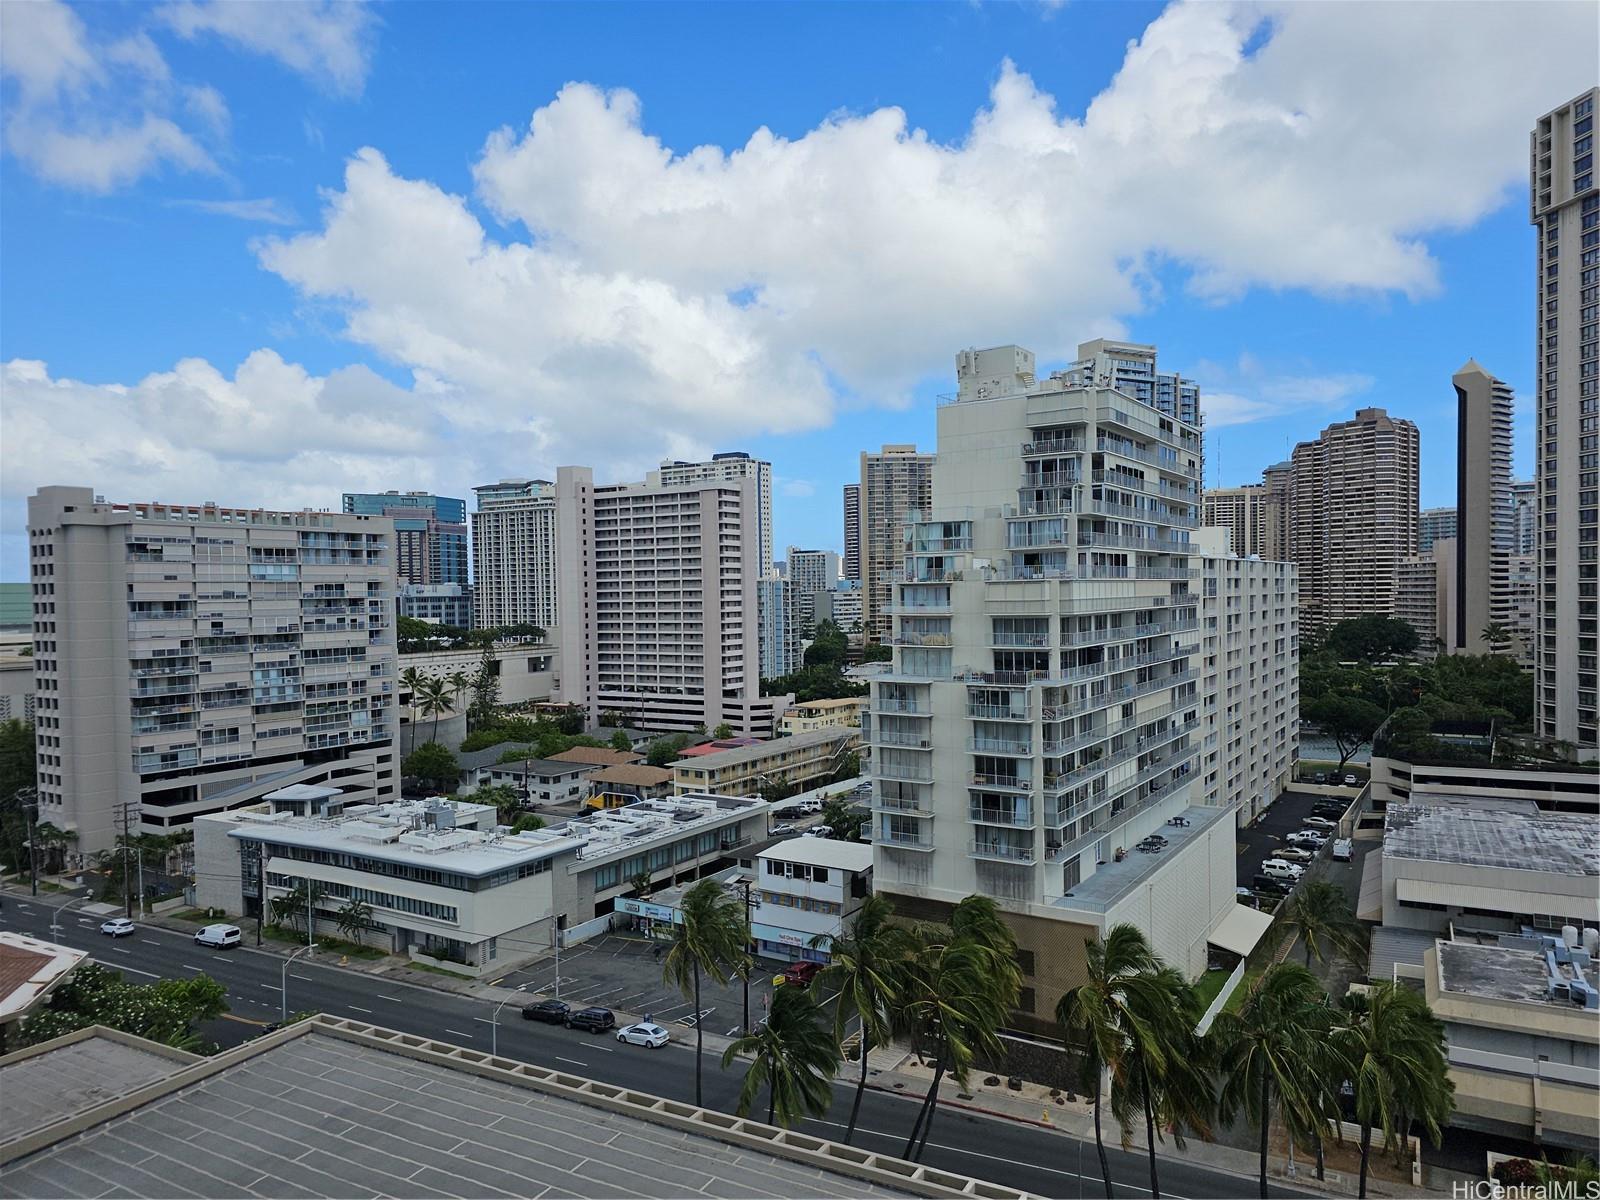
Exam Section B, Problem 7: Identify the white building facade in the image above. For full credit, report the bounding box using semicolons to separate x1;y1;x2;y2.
753;838;873;964
26;486;399;856
470;479;559;633
1193;528;1299;824
868;344;1254;1034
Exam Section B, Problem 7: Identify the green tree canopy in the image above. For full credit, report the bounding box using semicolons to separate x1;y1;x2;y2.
803;620;849;669
646;734;694;767
402;742;459;791
1322;616;1420;662
1304;694;1385;772
861;642;892;663
19;963;228;1050
760;666;869;703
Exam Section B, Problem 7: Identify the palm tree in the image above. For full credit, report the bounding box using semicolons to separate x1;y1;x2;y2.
662;878;750;1107
1057;924;1165;1199
446;669;472;710
1212;962;1326;1198
1121;963;1213;1198
1332;983;1455;1198
400;666;424;700
335;898;375;944
1275;880;1367;970
1481;622;1513;653
413;676;454;742
720;984;840;1126
811;893;911;1144
898;896;1020;1161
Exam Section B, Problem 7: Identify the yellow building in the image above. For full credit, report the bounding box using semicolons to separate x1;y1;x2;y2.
779;696;867;737
671;728;856;798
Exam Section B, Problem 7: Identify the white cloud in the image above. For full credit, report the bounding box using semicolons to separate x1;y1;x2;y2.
1194;354;1374;429
241;0;1591;483
172;196;298;224
0;353;442;513
0;0;216;191
159;0;377;96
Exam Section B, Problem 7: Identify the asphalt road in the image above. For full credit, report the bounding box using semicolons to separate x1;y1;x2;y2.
0;894;1315;1200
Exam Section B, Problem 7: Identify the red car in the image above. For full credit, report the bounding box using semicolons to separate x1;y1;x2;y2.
778;961;823;988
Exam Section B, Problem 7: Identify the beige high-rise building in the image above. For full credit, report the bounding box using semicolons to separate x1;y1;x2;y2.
859;443;933;644
1262;461;1293;562
1531;88;1599;754
26;485;400;857
1287;408;1421;634
1201;485;1277;558
868;344;1269;1037
470;479;559;631
553;467;784;736
1452;361;1517;655
1396;540;1456;654
1193;528;1299;825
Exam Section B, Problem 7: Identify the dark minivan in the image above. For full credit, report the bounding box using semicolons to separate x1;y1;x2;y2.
565;1006;616;1033
521;999;570;1024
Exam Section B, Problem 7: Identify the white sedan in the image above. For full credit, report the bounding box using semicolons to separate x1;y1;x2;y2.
100;917;136;938
1302;816;1338;830
616;1022;671;1049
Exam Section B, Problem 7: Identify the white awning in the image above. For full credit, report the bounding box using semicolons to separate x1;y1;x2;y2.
1207;904;1275;958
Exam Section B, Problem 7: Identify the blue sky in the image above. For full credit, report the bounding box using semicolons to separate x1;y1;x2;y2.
2;0;1596;577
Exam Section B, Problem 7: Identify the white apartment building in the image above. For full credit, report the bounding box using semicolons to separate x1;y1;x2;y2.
470;479;559;632
1531;88;1599;754
651;452;773;575
1193;528;1299;824
869;344;1256;1035
753;838;873;964
1512;480;1537;556
1062;338;1203;431
859;444;934;644
815;580;864;640
553;467;784;735
843;483;861;582
1201;485;1277;559
26;486;399;857
786;548;841;637
1419;507;1458;553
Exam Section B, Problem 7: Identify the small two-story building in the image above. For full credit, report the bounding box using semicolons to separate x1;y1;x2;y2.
752;838;874;964
670;728;856;798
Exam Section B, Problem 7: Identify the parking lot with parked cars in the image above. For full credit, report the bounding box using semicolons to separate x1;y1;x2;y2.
491;932;780;1037
1235;789;1355;906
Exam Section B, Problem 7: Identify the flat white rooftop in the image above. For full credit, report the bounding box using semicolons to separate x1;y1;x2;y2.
1384;802;1599;877
551;793;767;864
759;837;873;873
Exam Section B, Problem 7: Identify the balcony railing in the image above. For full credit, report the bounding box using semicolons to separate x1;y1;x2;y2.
878;763;934;783
969;839;1035;864
874;697;926;714
967;703;1029;721
990;632;1050;647
968;737;1032;755
880;833;935;851
969;804;1033;827
1021;437;1085;457
971;772;1033;791
875;731;932;749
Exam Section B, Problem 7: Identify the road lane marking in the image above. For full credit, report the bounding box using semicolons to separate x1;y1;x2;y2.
554;1056;587;1067
181;962;207;971
259;983;281;991
108;946;131;955
222;1013;270;1027
471;1016;494;1024
444;1028;474;1039
141;939;161;945
347;1005;372;1014
92;959;159;978
377;995;401;1003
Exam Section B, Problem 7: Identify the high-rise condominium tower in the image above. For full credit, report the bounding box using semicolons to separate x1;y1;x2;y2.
470;479;559;632
1453;361;1517;655
553;467;781;735
342;491;468;588
1511;480;1537;556
842;484;861;582
1531;88;1598;754
859;444;934;644
1261;461;1293;562
1201;484;1276;557
1192;528;1299;824
1419;507;1459;553
27;486;399;856
869;344;1243;1035
786;548;841;637
756;575;800;679
652;452;773;575
1063;339;1203;429
1287;408;1421;634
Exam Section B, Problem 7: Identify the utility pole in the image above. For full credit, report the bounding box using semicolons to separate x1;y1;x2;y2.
255;845;265;946
118;802;135;919
19;786;39;897
739;875;754;1035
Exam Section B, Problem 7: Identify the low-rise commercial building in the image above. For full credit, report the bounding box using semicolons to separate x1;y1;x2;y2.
194;786;770;973
671;728;856;797
1369;746;1598;815
1424;933;1598;1150
779;696;869;737
457;748;595;804
398;640;556;708
753;838;873;964
1359;800;1598;936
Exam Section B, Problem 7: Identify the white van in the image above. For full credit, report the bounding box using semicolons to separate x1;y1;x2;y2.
194;923;242;948
1260;859;1304;882
1331;838;1354;862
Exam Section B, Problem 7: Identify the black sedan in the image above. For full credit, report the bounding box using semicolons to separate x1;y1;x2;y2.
521;998;570;1024
565;1006;616;1033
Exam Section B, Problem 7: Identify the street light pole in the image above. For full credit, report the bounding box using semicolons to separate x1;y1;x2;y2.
491;984;529;1058
47;891;94;942
18;786;39;897
281;943;315;1024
